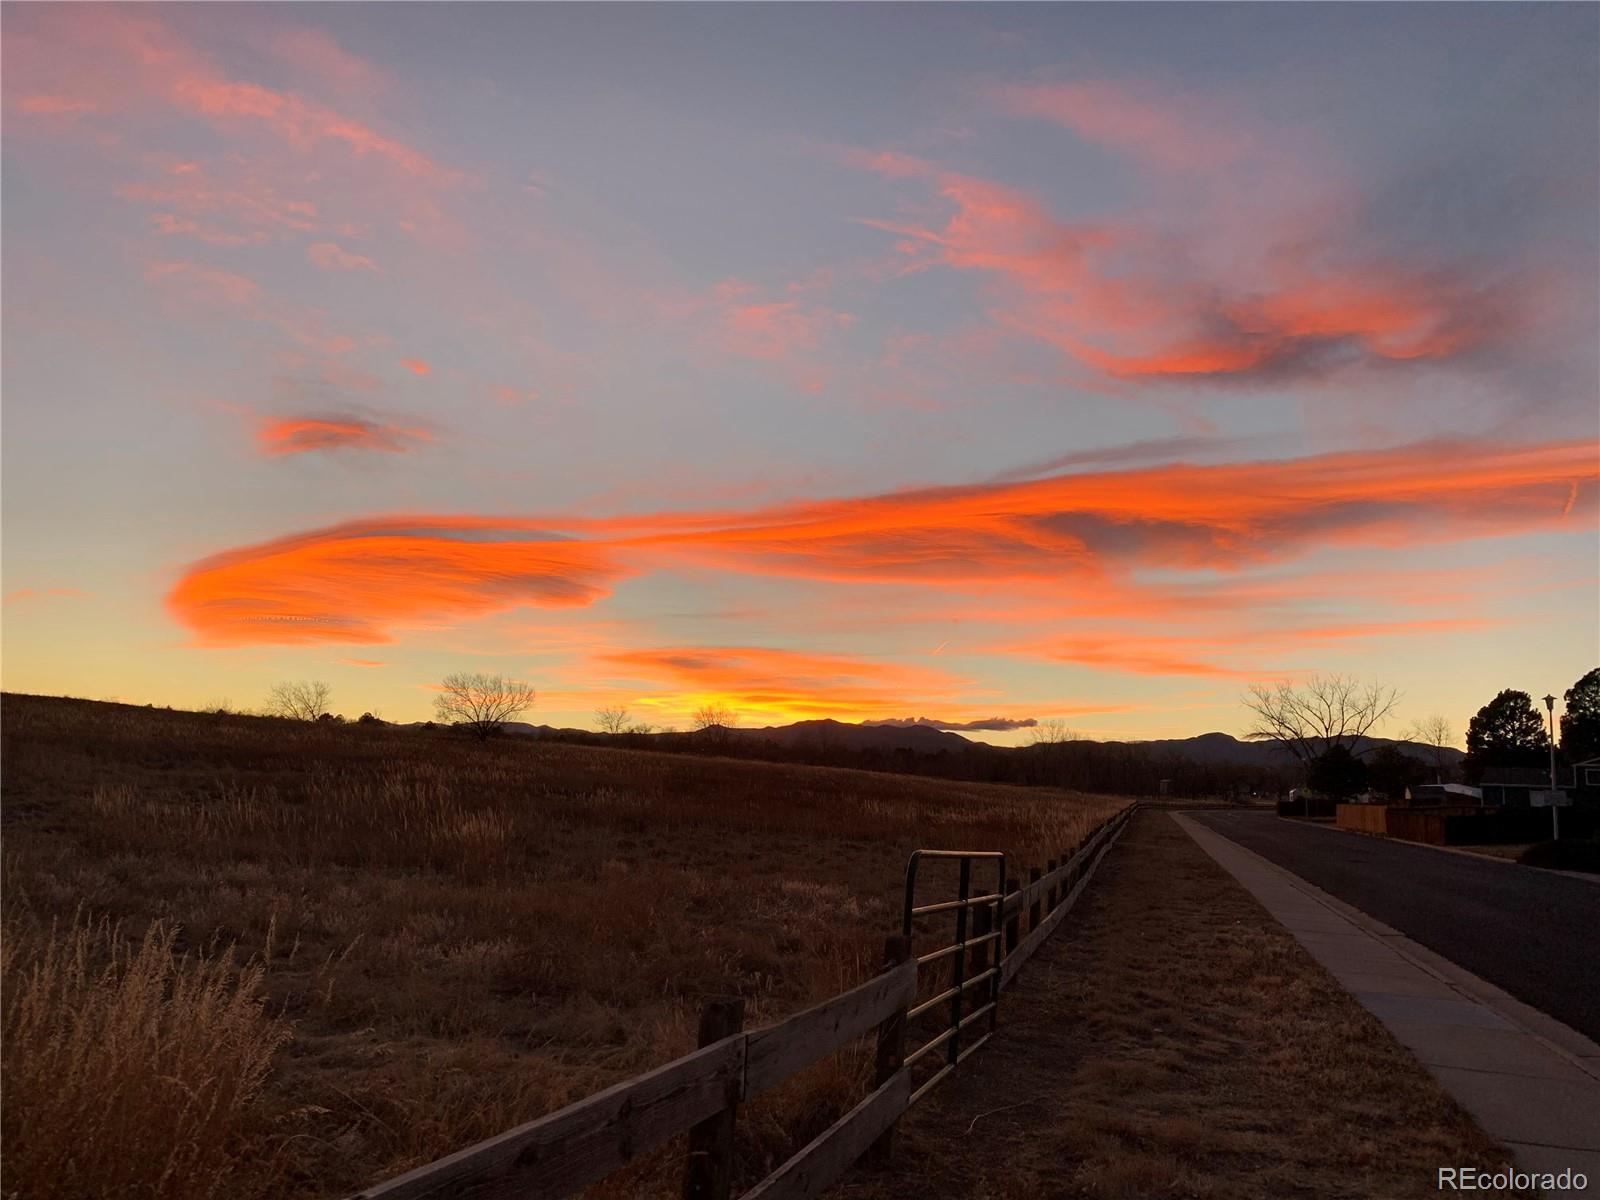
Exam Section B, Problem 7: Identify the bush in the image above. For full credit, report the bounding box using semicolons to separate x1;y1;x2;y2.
1519;839;1600;874
1;912;290;1200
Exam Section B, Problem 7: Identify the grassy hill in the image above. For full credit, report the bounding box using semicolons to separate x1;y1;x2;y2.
1;693;1125;1199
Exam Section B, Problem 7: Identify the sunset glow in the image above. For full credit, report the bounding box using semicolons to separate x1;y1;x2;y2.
4;4;1596;737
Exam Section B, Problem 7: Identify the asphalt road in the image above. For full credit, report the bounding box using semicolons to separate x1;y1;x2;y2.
1188;811;1600;1043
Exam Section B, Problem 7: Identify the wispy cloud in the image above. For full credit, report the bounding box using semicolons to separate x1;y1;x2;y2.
988;79;1258;174
846;82;1520;386
144;259;261;308
306;241;379;273
5;587;87;605
256;415;432;457
987;435;1274;482
1012;619;1496;678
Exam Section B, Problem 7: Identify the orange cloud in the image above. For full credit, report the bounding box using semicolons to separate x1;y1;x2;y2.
990;80;1256;174
172;77;452;181
849;141;1504;382
144;259;261;307
119;159;321;245
8;9;452;178
1017;619;1496;678
262;25;392;98
714;289;855;363
306;241;379;272
256;416;432;457
594;645;964;722
400;358;431;376
4;587;86;605
338;657;387;668
169;516;630;645
19;94;97;119
682;280;856;392
168;439;1596;649
6;7;467;253
142;253;373;362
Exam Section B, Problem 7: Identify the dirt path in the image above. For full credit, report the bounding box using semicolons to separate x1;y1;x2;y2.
836;810;1530;1200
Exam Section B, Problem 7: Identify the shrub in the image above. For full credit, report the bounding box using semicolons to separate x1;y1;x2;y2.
1;912;290;1200
1519;838;1600;874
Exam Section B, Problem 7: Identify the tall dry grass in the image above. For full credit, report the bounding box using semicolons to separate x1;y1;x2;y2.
1;911;290;1200
2;693;1128;1197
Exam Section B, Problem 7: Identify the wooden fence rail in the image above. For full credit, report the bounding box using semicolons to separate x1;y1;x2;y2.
352;803;1136;1200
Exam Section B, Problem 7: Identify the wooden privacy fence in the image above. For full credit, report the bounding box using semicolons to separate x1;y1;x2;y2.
1334;803;1388;835
352;803;1136;1200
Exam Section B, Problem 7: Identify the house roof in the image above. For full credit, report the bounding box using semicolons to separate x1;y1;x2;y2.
1478;766;1551;786
1411;783;1483;797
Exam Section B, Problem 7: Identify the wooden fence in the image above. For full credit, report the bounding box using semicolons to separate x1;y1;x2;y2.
352;803;1136;1200
1334;803;1388;835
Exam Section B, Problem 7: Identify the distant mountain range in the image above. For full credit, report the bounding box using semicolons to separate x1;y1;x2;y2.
1130;731;1464;768
489;717;1462;767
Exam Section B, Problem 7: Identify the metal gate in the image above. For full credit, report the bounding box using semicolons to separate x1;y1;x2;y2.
899;849;1006;1105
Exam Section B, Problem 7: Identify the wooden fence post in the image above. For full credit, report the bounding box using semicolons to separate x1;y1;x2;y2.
867;934;911;1165
1046;858;1059;911
1004;880;1021;958
683;997;744;1200
1028;866;1042;932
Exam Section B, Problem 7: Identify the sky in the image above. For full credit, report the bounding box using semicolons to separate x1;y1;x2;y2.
2;3;1597;744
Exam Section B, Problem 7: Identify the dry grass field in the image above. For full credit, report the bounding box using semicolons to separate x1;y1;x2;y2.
0;693;1125;1200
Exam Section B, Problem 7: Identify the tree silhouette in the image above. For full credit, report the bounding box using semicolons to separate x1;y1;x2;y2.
435;672;536;740
1463;689;1548;781
265;680;331;721
1403;714;1456;783
1242;675;1399;765
595;706;632;736
1026;718;1079;745
691;703;739;731
1560;668;1600;761
1365;744;1429;800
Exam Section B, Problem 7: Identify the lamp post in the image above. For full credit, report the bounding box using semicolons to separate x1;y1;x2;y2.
1543;694;1559;841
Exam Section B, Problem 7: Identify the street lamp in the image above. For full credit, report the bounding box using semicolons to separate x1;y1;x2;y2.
1543;694;1559;841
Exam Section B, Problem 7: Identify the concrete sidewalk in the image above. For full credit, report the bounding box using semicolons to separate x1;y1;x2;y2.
1173;812;1600;1195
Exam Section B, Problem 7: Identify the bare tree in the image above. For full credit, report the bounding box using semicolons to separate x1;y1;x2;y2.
1403;714;1456;783
1242;675;1400;765
691;703;740;732
595;705;632;736
626;721;654;735
435;672;536;739
265;680;331;721
1027;718;1080;746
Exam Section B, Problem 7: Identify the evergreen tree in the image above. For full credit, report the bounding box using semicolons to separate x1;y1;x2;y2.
1463;689;1548;781
1560;668;1600;762
1308;744;1369;799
